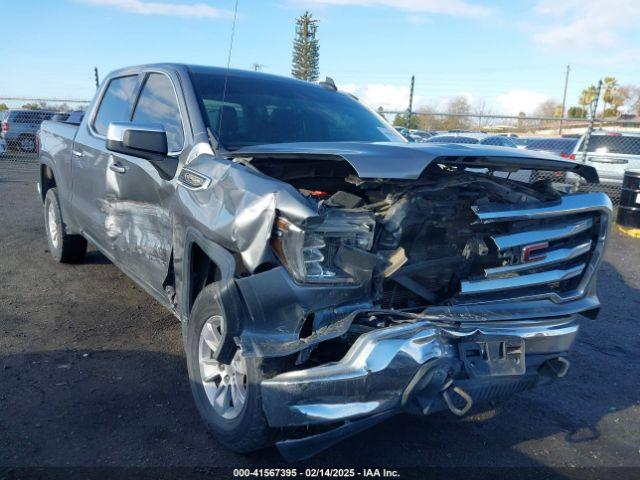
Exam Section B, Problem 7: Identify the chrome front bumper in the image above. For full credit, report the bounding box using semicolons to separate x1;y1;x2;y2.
261;317;579;428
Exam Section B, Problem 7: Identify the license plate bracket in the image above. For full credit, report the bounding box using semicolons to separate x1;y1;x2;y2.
459;336;525;377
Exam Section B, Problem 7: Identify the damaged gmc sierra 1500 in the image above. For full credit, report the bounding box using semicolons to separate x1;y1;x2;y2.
38;64;610;461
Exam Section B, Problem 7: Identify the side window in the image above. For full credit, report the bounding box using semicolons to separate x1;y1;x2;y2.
92;75;138;136
132;73;184;152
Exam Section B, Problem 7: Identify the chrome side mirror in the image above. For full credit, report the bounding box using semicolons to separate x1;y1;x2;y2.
106;122;168;159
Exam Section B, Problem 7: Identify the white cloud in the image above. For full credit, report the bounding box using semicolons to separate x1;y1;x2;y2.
406;14;432;25
496;89;550;115
341;83;421;111
530;0;640;51
293;0;492;18
79;0;233;18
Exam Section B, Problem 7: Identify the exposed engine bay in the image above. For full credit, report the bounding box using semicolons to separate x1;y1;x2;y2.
256;157;574;312
233;154;609;460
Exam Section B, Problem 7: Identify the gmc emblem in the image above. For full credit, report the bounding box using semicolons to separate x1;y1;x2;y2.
521;242;549;263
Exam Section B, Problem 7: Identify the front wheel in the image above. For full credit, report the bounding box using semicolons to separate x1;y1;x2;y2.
186;283;272;453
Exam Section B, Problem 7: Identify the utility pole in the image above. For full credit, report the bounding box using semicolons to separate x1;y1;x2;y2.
558;64;570;135
94;67;100;90
407;75;415;126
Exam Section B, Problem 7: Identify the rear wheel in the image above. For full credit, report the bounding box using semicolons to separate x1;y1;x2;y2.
44;188;87;263
186;283;272;453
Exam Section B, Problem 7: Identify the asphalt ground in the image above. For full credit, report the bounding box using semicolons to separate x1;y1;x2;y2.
1;160;639;479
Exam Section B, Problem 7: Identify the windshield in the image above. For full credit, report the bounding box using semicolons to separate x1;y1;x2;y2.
582;135;640;155
189;71;403;150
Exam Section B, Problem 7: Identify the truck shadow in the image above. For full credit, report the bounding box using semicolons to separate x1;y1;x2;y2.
0;262;637;474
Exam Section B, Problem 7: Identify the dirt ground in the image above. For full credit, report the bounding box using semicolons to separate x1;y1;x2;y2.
1;161;639;477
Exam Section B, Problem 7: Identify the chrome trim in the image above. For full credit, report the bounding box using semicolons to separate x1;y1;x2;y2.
484;241;592;277
472;192;611;223
108;163;127;174
291;402;381;421
491;218;593;251
177;167;212;191
260;316;580;427
465;192;612;305
460;264;585;295
106;121;165;143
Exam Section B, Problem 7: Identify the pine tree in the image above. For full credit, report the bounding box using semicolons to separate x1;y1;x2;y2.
291;11;320;82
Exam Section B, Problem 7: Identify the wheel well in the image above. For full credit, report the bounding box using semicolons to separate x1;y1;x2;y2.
40;165;56;202
189;242;221;313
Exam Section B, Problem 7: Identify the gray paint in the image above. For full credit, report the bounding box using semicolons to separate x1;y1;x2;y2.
38;64;612;449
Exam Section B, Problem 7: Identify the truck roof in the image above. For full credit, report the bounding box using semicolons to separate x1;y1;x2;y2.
105;63;342;100
109;63;322;89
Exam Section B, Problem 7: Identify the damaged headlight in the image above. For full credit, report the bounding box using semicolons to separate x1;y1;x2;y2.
272;210;376;283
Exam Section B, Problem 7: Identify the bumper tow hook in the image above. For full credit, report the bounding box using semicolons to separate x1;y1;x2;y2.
441;381;473;417
544;357;571;378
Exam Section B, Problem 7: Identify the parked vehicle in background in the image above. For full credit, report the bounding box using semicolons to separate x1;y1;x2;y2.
393;125;414;142
524;138;579;183
510;137;536;149
425;132;518;148
39;63;608;461
408;129;433;142
51;111;85;125
526;137;579;159
51;113;70;122
1;109;56;152
573;131;640;185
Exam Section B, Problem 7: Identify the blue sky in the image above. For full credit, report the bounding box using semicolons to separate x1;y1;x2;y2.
1;0;638;114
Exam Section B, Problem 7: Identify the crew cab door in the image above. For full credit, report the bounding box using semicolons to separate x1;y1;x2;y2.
71;74;141;247
100;72;185;295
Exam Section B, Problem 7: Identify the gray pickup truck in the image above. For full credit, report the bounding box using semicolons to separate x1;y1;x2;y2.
38;64;611;461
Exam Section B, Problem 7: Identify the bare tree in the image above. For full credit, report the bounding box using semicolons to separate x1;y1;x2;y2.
472;99;493;129
533;99;561;118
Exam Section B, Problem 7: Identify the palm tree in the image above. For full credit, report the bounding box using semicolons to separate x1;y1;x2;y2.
579;85;598;117
602;76;619;117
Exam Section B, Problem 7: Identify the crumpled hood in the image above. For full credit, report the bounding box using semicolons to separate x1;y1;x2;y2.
230;141;598;182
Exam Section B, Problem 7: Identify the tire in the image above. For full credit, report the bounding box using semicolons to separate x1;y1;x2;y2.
18;134;36;153
186;283;272;453
44;188;87;263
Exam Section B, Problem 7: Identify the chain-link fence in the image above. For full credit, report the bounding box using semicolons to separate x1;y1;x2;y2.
0;98;90;163
2;97;640;206
382;110;640;206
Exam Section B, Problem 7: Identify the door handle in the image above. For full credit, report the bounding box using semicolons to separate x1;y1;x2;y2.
109;163;127;174
72;150;84;157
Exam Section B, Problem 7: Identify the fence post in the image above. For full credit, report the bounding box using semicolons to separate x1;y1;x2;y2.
406;75;415;127
559;64;570;135
579;79;602;164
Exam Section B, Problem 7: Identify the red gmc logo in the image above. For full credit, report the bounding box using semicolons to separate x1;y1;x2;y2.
521;242;549;263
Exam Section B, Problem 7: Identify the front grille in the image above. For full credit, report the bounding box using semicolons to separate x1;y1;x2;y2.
458;192;611;303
